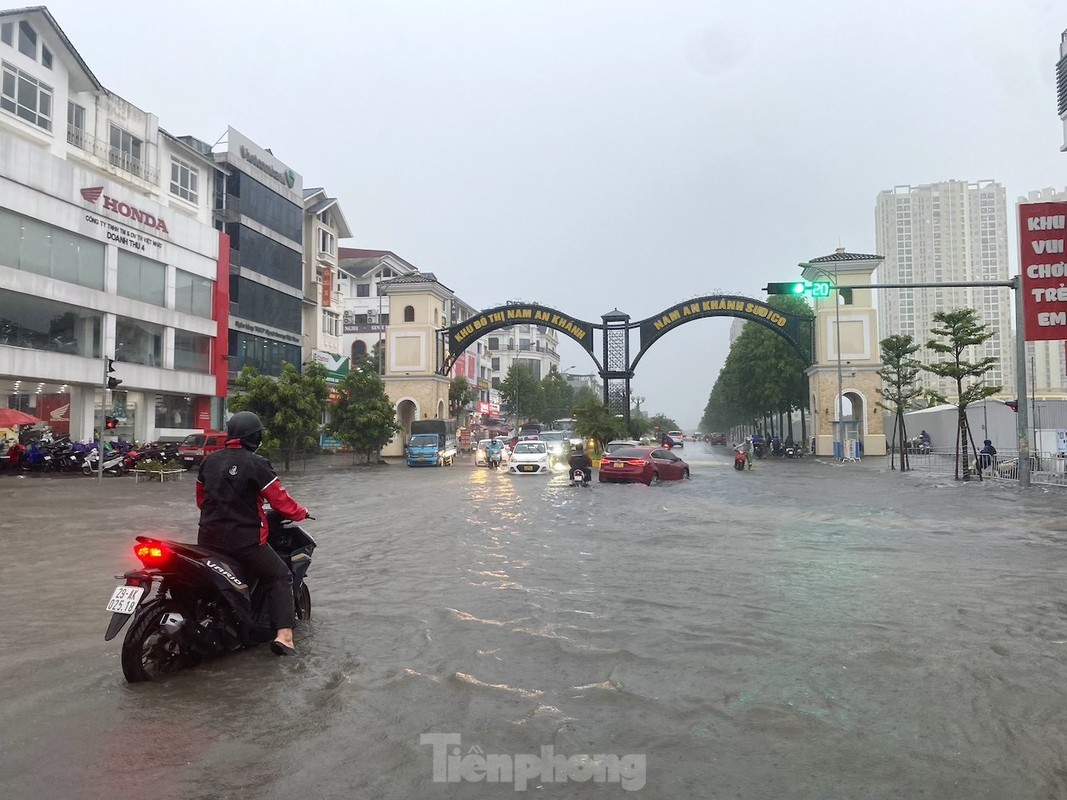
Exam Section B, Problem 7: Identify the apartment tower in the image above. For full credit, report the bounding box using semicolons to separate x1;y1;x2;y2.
875;180;1014;399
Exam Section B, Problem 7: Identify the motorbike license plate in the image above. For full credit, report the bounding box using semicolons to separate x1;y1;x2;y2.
105;585;144;614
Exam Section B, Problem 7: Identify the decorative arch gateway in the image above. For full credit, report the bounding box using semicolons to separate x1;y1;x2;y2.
440;296;814;423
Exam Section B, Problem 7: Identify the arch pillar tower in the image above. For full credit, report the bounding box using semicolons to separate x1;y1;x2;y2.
801;249;887;458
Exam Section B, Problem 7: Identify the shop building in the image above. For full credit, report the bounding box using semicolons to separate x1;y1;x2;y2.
0;7;226;443
302;188;352;364
211;127;304;382
338;247;419;369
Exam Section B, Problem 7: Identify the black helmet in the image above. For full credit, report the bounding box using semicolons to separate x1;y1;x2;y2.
226;411;263;451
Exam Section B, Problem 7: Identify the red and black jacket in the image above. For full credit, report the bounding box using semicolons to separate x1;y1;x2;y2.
196;441;307;551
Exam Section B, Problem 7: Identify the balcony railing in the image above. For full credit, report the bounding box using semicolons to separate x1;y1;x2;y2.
67;124;158;183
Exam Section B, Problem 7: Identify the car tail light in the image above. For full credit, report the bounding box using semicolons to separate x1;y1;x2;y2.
626;459;648;466
135;542;169;565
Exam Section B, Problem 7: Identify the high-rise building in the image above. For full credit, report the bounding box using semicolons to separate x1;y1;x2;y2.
1057;30;1067;151
1019;188;1067;398
875;180;1014;399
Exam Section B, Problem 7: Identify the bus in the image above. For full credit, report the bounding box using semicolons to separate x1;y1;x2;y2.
551;418;578;431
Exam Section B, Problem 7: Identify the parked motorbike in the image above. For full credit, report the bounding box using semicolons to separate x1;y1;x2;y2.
734;448;748;471
784;444;796;458
104;510;316;683
82;446;127;476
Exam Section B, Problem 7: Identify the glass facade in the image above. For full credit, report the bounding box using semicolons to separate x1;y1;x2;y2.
228;329;301;377
154;393;194;428
231;276;301;333
221;171;301;242
115;316;162;367
0;207;105;290
174;268;213;317
174;330;211;373
226;223;301;288
0;288;100;356
116;250;165;307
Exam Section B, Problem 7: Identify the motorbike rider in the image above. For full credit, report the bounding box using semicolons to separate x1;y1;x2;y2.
487;438;503;468
196;412;309;657
568;442;593;485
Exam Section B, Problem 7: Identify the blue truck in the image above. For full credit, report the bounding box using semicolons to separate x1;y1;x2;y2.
405;419;458;467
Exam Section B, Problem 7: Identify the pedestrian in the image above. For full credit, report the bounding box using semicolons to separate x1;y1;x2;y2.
920;430;931;446
196;411;310;657
979;439;997;475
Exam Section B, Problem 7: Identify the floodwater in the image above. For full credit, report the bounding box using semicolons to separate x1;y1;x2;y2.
2;444;1067;799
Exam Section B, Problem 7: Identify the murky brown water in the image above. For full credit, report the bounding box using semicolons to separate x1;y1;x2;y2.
2;445;1067;799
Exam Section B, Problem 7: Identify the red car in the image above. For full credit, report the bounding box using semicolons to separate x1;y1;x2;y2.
598;446;690;486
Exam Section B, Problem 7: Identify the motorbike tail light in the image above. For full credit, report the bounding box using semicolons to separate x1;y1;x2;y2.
134;543;169;564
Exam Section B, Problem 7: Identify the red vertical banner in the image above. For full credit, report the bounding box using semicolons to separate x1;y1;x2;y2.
322;268;333;308
213;231;231;398
1019;202;1067;342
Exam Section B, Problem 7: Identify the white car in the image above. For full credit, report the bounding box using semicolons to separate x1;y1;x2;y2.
508;441;550;474
537;430;569;462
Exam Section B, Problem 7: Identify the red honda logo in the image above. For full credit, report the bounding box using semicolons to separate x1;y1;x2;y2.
80;186;104;203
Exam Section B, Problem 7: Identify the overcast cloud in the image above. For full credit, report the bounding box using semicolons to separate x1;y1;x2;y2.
41;0;1067;428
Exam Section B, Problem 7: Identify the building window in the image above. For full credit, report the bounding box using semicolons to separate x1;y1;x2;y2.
404;305;415;322
17;21;35;59
322;311;340;336
356;283;370;297
109;124;144;178
154;393;194;427
491;357;500;370
116;251;166;307
173;331;211;373
0;207;104;289
170;156;199;203
66;100;85;148
41;45;51;69
115;316;163;367
0;288;101;356
487;337;499;350
1;61;53;131
0;22;12;46
318;227;335;255
174;268;212;318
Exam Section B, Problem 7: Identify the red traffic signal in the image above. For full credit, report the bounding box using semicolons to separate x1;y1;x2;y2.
1004;400;1018;412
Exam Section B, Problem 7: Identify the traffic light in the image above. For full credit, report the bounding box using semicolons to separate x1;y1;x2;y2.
106;357;122;390
764;281;833;297
764;281;807;295
105;416;118;430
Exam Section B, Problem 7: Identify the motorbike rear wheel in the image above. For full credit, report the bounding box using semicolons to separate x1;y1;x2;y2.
121;599;197;683
296;583;312;621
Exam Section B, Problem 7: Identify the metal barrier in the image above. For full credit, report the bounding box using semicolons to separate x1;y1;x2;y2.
904;449;1067;487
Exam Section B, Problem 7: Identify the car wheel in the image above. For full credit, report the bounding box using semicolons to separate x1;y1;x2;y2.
684;468;690;479
649;471;660;485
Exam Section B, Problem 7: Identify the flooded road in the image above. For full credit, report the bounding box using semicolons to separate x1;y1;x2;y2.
3;443;1067;798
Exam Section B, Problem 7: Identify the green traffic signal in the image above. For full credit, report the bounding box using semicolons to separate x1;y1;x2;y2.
790;282;805;294
763;280;834;297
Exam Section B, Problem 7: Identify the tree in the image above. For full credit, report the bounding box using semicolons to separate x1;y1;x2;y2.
876;335;923;471
328;364;401;464
923;308;1002;481
647;413;679;436
540;368;575;423
573;398;628;453
449;377;475;418
499;363;544;424
228;362;330;472
573;385;600;407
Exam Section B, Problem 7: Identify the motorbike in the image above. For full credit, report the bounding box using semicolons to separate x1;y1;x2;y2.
734;448;748;471
752;441;765;459
570;466;591;487
488;450;502;470
82;446;127;476
784;443;796;458
104;510;316;683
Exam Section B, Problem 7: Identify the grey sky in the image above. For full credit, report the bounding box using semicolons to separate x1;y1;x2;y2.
43;0;1066;429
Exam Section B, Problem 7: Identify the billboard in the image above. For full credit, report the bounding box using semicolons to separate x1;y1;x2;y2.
1019;202;1067;342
